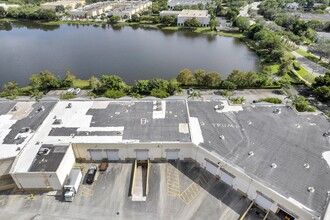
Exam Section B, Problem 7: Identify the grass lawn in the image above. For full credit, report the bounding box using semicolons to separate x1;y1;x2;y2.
218;31;243;38
293;61;315;84
73;79;90;89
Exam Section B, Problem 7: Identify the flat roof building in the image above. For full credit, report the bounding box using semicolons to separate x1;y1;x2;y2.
41;0;85;10
177;10;210;27
167;0;211;9
1;99;329;219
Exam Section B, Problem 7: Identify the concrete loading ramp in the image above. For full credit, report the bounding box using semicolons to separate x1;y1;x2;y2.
131;160;150;201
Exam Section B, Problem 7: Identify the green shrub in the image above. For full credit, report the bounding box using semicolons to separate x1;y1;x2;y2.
150;89;169;98
104;89;126;99
259;97;282;104
60;94;75;99
293;62;301;70
229;96;246;104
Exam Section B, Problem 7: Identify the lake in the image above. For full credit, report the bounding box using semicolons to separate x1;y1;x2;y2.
0;21;260;86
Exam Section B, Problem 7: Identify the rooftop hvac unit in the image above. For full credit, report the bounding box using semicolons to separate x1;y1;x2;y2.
38;147;50;156
307;186;315;193
53;119;63;125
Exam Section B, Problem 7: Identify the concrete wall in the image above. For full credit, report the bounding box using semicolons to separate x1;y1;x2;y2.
55;145;75;189
72;142;194;161
11;171;60;190
72;142;317;220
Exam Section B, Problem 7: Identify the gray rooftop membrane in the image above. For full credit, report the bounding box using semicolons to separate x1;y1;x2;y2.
3;102;57;144
29;144;68;172
0;101;16;115
49;127;121;136
188;101;330;216
86;101;191;142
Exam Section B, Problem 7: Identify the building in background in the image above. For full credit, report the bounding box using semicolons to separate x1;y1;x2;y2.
41;0;85;10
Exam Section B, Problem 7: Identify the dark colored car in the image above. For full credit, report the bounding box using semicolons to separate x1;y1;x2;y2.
86;165;97;184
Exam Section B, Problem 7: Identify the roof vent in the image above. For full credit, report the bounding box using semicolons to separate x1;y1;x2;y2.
248;151;254;156
271;163;277;168
307;186;315;193
12;106;17;111
323;131;330;137
37;106;45;112
16;147;21;151
219;135;225;140
53;119;62;125
38;147;50;156
67;103;72;108
247;120;252;125
295;124;300;128
273;108;281;114
304;163;310;169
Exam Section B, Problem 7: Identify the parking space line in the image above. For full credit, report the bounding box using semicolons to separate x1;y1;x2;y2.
166;163;180;197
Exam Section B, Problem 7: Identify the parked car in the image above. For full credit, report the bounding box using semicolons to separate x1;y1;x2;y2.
86;165;97;184
67;88;74;94
99;161;108;171
73;88;81;95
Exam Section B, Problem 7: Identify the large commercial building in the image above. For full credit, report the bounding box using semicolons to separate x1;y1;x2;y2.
167;0;211;10
0;99;329;220
160;9;210;26
68;1;151;19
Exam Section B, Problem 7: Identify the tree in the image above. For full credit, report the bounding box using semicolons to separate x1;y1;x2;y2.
209;18;219;31
55;5;65;13
2;82;19;99
235;16;250;32
161;15;176;26
291;95;315;112
133;80;150;94
109;16;120;24
29;70;60;91
101;75;126;91
204;71;221;87
221;80;237;90
0;6;6;18
89;76;101;92
168;78;180;95
149;78;169;91
131;14;140;22
307;19;324;31
312;71;330;88
308;40;330;61
62;69;76;87
314;86;330;103
184;18;201;27
177;69;193;85
193;69;206;85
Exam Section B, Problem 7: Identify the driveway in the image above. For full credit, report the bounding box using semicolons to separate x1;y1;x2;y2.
291;51;328;77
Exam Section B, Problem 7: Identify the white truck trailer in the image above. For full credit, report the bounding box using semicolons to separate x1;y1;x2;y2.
63;168;82;202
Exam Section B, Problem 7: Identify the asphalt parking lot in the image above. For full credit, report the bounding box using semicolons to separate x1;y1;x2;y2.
0;161;261;220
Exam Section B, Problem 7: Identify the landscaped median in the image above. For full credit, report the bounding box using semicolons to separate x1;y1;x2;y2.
292;60;315;85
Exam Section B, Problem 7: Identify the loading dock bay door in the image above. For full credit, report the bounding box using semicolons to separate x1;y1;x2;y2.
255;193;274;210
136;150;148;160
205;159;218;175
166;150;179;160
106;150;119;161
89;150;103;161
220;169;234;186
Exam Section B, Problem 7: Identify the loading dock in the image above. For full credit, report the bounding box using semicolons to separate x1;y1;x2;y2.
88;149;104;161
105;150;119;161
131;160;150;201
220;168;234;186
205;159;218;175
255;191;274;211
135;149;149;161
166;149;179;160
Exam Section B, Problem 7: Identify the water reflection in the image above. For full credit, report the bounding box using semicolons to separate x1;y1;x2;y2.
0;21;259;86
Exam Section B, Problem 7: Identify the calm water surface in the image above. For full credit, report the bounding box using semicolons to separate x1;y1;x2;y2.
0;22;260;86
